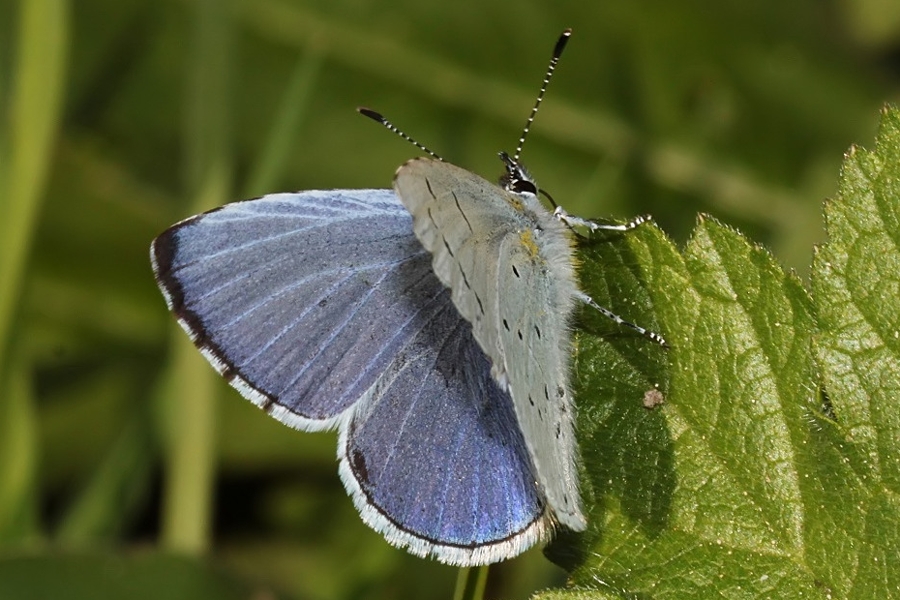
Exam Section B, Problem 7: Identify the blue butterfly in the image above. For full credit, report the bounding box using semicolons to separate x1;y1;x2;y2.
150;28;664;566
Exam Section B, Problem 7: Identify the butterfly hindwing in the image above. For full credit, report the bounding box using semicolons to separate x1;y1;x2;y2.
339;296;547;565
496;229;585;531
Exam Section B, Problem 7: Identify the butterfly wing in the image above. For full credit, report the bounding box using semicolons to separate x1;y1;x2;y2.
495;231;585;530
394;159;586;531
393;159;512;367
339;294;547;566
151;189;548;562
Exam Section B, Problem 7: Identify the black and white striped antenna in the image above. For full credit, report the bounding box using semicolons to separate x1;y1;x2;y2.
513;28;571;162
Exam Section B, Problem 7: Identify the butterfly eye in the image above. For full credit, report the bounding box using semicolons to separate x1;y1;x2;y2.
510;179;538;196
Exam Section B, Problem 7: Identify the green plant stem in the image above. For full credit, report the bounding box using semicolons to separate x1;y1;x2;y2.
159;0;233;555
0;0;68;544
453;565;489;600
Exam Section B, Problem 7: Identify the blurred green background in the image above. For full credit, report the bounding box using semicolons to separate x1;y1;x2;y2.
1;0;898;598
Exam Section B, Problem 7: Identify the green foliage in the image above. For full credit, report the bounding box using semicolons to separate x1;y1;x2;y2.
1;0;899;598
541;106;900;598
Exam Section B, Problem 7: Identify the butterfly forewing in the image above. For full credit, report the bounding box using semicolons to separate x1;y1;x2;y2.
394;159;517;372
153;190;447;428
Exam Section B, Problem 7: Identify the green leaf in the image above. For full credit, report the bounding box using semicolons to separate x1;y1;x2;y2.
158;0;235;556
811;105;900;596
543;106;900;598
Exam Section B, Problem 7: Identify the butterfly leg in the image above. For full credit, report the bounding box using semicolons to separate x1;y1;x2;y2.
553;206;653;233
576;291;668;348
554;207;666;346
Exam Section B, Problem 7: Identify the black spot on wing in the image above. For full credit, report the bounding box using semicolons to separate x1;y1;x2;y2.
350;447;370;486
453;260;485;316
451;191;474;233
473;292;485;316
424;177;437;199
442;238;456;258
424;202;486;319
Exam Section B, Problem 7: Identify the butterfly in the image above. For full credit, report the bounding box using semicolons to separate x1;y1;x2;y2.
151;28;664;566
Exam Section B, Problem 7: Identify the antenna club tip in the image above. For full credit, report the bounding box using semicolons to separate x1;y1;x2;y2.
357;107;385;122
554;29;573;56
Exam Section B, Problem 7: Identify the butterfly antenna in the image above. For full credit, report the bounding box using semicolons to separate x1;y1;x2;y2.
513;28;572;162
357;107;443;161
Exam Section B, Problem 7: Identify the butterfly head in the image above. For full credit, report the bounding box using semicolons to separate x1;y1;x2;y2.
499;151;538;196
499;151;562;211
